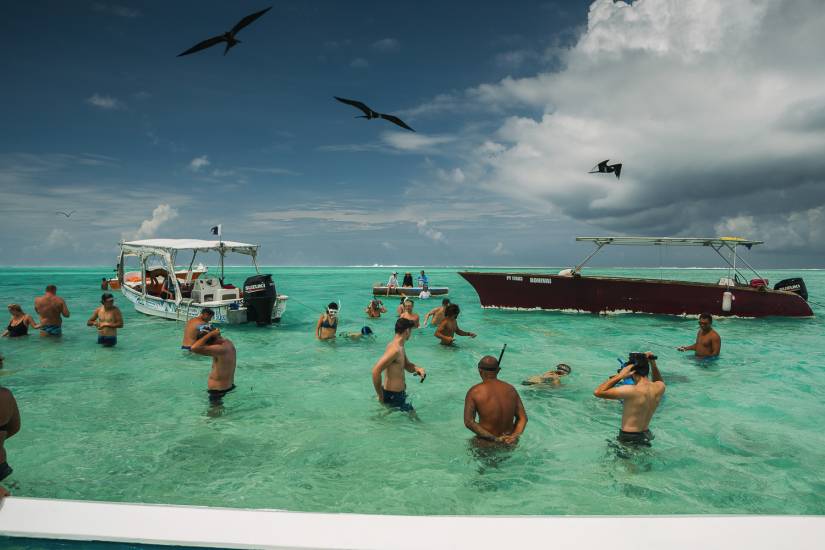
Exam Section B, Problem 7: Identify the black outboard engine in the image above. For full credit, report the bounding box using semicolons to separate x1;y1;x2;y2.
774;278;808;301
243;274;276;326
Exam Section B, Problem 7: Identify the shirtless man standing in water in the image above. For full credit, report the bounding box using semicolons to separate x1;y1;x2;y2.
593;351;665;447
435;304;476;345
677;313;721;357
34;285;70;337
86;293;123;347
190;327;237;403
464;356;527;445
399;299;420;328
182;308;215;350
371;318;426;412
423;298;450;327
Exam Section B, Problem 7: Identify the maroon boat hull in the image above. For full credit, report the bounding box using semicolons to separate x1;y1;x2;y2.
458;272;813;318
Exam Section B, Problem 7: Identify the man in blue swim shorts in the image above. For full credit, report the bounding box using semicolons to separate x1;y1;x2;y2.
34;284;70;338
371;318;426;413
87;293;123;347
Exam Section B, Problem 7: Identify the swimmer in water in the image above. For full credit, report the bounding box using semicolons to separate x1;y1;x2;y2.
340;326;375;340
435;303;476;345
190;326;237;404
677;313;721;357
182;308;215;350
593;352;665;447
522;363;572;386
423;298;450;327
86;293;124;347
371;318;426;413
464;355;527;445
316;303;339;340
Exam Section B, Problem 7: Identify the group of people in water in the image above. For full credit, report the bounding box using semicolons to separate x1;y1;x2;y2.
0;280;724;496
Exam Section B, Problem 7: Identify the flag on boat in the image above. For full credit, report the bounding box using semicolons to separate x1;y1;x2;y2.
210;224;222;238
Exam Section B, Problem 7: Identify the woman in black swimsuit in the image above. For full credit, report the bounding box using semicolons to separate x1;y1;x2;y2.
2;304;38;338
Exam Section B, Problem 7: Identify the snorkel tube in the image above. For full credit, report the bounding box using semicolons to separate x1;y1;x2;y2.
498;344;507;367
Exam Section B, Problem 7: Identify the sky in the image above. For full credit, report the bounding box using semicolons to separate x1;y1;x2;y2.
1;0;824;267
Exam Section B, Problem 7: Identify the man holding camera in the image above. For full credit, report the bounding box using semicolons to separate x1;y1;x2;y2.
593;352;665;447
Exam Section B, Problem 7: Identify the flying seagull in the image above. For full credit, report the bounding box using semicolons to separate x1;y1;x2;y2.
55;210;76;218
589;159;623;179
333;97;415;132
177;7;272;57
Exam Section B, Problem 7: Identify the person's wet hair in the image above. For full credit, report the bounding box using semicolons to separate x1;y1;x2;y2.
395;318;415;334
445;303;460;317
201;308;214;317
101;293;114;303
633;362;650;377
327;302;339;311
46;284;57;293
699;312;713;323
477;355;500;371
7;304;22;314
442;298;450;306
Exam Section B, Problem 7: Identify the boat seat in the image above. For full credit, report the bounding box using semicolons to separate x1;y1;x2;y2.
191;277;240;303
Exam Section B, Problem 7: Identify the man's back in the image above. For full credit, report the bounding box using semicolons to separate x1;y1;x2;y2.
468;380;520;437
620;380;665;432
35;294;68;325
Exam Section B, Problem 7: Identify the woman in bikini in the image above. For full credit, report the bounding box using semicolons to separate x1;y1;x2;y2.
315;302;339;340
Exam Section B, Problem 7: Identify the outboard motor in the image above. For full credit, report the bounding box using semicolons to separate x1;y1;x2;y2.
773;278;808;301
243;274;276;326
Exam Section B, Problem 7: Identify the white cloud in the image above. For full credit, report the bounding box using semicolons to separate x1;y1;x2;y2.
381;241;395;250
492;242;510;256
86;94;123;110
44;228;76;249
188;155;210;172
414;0;825;248
416;220;446;243
350;58;369;68
437;167;466;183
129;204;179;240
371;38;400;52
381;132;455;152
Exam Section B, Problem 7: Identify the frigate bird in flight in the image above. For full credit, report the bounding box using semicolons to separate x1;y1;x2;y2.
589;159;623;179
55;210;76;218
177;7;272;57
333;97;415;132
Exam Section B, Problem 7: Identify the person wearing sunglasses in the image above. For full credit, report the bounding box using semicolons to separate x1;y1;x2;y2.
86;293;124;347
316;302;339;340
677;312;721;357
522;363;572;386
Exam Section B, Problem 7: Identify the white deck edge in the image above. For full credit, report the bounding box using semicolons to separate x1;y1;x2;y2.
1;497;824;549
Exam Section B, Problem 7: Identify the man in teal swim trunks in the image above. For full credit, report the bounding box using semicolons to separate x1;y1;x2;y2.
34;284;70;337
371;318;426;413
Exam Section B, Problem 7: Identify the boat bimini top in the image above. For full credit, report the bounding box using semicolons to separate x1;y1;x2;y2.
572;236;766;283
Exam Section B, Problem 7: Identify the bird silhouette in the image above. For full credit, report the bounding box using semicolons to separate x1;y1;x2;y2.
333;97;415;132
589;159;623;179
177;7;272;57
55;210;76;218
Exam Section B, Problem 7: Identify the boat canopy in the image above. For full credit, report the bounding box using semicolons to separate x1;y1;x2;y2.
120;239;259;257
572;236;766;282
576;236;763;248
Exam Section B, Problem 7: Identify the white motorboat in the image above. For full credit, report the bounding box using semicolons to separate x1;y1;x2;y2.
117;239;287;325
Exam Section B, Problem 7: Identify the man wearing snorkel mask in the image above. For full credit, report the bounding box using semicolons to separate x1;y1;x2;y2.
594;351;665;447
464;355;527;445
522;363;572;386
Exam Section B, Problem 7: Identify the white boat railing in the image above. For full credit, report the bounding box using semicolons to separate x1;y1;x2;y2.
0;497;823;550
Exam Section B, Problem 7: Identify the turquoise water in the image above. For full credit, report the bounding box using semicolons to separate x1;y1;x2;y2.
1;266;824;515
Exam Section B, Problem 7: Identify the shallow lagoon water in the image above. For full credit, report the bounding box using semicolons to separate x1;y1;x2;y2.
1;266;824;515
